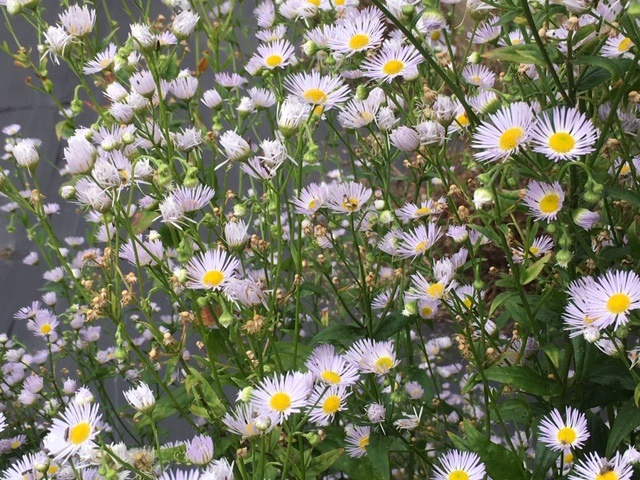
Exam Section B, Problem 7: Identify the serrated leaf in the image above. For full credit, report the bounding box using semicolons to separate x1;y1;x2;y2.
606;399;640;457
484;365;562;396
366;434;392;480
521;252;552;285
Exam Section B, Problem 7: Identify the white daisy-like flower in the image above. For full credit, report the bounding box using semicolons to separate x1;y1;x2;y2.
361;44;422;83
247;39;295;73
185;249;240;291
395;200;440;221
305;344;360;386
569;452;633;480
59;5;95;37
530;106;598;161
26;310;59;338
433;450;486;480
284;72;350;112
83;43;118;75
328;7;386;57
471;102;535;162
587;270;640;329
123;382;156;414
223;403;275;437
251;372;312;423
538;407;590;452
224;219;249;248
344;338;399;375
307;384;350;426
43;401;102;461
337;96;381;129
325;181;372;214
462;64;495;89
522;180;565;221
344;425;370;458
172;10;200;39
42;25;73;64
396;222;443;258
601;34;634;59
513;235;554;264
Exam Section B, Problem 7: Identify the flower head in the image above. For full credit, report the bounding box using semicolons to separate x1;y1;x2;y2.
185;249;240;291
538;407;589;452
523;181;565;221
530;106;598;161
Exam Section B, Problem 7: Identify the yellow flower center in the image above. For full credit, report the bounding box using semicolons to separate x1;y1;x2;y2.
307;0;321;6
472;75;481;84
342;197;359;212
618;37;633;52
321;370;342;384
448;471;470;480
456;113;470;127
349;33;370;50
498;126;524;151
620;164;631;175
308;199;317;210
512;38;521;45
564;453;574;464
99;57;113;69
359;434;370;450
430;30;441;41
40;324;52;335
359;111;374;123
269;392;292;412
246;423;255;436
529;246;540;255
415;207;431;216
374;356;393;374
265;54;283;68
335;0;345;5
304;88;328;105
606;293;631;314
313;105;324;116
463;297;473;309
421;306;434;317
556;426;577;445
48;466;59;475
382;59;404;76
595;471;619;480
10;441;21;449
69;421;91;445
548;132;576;154
427;283;444;298
414;241;429;253
539;194;560;214
322;395;341;414
203;270;224;287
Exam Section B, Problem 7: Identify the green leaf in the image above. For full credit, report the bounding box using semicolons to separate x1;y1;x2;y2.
489;399;531;423
184;367;226;420
606;399;640;457
573;56;633;81
312;323;363;345
366;433;392;480
531;442;560;480
484;365;562;396
521;252;552;285
635;383;640;408
374;312;413;340
576;66;611;91
463;421;527;480
300;281;329;298
603;186;640;209
305;448;344;477
482;44;546;66
588;357;636;391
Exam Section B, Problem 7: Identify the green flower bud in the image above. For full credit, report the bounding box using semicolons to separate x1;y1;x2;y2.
156;164;172;187
559;233;572;248
401;4;415;18
379;210;394;224
583;190;600;204
196;296;209;309
183;166;200;188
615;325;629;339
546;223;557;234
240;386;253;402
473;279;485;290
303;432;321;446
71;99;83;115
403;301;418;316
219;311;234;328
201;213;216;228
555;249;572;268
234;204;247;217
114;347;127;361
356;85;370;101
325;56;336;67
7;0;22;15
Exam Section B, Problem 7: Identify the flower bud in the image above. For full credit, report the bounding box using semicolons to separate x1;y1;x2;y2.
555;248;572;268
7;0;22;15
233;203;247;217
219;311;234;328
473;187;494;209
